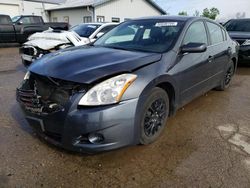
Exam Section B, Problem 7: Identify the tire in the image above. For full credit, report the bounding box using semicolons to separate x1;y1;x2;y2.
139;87;169;145
215;60;235;91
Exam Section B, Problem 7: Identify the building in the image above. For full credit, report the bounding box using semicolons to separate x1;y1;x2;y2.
0;0;61;21
46;0;166;26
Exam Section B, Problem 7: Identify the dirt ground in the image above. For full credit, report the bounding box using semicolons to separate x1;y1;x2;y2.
0;47;250;188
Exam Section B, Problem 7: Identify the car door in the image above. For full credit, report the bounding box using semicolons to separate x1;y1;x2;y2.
0;15;15;42
205;21;230;85
170;21;211;106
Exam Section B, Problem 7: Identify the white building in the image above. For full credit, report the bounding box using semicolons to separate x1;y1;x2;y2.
46;0;166;26
0;0;61;21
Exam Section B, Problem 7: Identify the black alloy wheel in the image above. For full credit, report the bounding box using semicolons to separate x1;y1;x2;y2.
140;87;169;145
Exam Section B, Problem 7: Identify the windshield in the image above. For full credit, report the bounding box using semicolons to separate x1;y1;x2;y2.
11;16;20;23
70;24;101;38
94;19;184;53
225;20;250;32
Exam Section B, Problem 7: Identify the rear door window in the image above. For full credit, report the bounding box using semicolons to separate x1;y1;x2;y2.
222;28;227;41
207;22;224;45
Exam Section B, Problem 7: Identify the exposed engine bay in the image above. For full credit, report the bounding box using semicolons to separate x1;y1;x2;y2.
17;73;87;115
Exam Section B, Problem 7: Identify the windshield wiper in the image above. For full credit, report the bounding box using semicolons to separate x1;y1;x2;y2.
101;45;132;51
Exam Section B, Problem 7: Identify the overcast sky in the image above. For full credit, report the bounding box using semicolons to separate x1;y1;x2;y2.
154;0;250;21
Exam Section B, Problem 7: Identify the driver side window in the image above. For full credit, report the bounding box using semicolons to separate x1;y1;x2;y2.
183;21;208;45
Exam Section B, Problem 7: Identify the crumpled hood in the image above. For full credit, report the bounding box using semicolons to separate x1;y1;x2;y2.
228;31;250;40
24;38;68;50
25;31;87;50
29;46;162;84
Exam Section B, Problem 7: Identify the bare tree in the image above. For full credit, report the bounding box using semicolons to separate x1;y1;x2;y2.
193;10;200;17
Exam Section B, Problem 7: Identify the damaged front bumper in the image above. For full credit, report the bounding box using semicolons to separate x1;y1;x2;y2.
16;73;138;153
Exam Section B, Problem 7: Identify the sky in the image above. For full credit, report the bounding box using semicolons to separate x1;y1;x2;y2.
153;0;250;21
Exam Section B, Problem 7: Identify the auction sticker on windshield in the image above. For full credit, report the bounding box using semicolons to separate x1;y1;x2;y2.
155;22;178;27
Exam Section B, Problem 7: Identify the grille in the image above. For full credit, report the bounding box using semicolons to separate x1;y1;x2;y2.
17;73;88;115
17;88;40;108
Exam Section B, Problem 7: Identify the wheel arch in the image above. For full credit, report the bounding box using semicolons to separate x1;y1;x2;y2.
156;82;176;116
133;75;179;144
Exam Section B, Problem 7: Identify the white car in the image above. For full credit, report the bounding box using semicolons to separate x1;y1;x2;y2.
20;22;118;66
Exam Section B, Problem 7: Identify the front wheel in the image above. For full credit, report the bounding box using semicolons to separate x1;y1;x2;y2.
139;87;169;145
215;60;235;91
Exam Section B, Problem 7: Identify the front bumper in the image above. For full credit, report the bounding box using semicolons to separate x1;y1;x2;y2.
239;45;250;62
18;93;139;153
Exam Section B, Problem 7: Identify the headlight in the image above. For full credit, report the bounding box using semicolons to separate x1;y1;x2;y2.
242;40;250;46
24;71;30;80
78;74;137;106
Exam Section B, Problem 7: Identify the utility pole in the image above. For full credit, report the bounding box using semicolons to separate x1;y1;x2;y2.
21;0;25;14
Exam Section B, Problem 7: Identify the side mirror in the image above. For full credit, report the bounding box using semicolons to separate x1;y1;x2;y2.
181;43;207;53
96;32;104;38
17;21;23;25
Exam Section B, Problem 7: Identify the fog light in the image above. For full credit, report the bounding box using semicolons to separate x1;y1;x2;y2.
88;133;104;144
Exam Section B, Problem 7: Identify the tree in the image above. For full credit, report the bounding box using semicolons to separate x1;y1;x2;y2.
193;10;200;17
178;11;188;16
202;7;220;20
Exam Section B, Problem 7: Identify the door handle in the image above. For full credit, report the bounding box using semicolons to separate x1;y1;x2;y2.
208;56;214;63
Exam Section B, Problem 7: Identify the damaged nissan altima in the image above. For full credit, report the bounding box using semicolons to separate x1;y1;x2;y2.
16;16;238;153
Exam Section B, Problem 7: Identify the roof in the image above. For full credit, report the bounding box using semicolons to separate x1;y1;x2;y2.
46;0;166;14
24;0;65;4
132;15;196;21
229;18;250;21
76;22;118;25
46;0;94;10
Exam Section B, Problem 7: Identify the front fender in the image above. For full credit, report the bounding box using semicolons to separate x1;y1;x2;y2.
120;60;179;144
122;60;179;104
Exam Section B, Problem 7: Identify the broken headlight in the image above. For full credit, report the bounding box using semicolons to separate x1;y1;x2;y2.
78;74;137;106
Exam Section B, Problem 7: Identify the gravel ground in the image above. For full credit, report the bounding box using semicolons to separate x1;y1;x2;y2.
0;47;250;188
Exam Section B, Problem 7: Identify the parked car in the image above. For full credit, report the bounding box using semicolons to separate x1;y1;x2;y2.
20;22;118;66
0;14;68;44
17;16;238;153
224;19;250;63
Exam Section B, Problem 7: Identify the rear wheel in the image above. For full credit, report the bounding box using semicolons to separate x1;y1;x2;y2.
215;60;235;91
139;88;169;145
